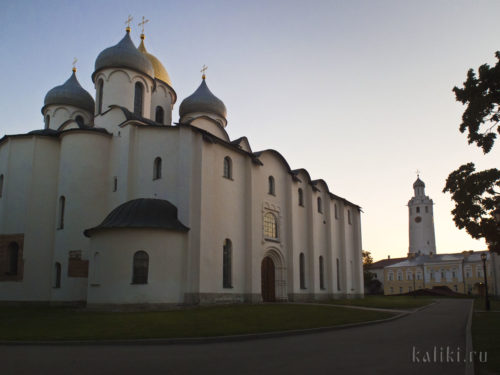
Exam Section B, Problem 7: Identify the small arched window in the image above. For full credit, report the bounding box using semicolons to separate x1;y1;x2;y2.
7;242;19;275
75;115;84;127
134;82;144;116
334;204;338;219
317;197;323;213
336;258;341;291
45;115;50;129
153;157;162;180
223;239;232;288
347;209;352;225
97;79;104;114
299;252;306;289
58;196;66;229
54;262;61;288
298;188;304;206
268;176;275;195
319;256;325;290
263;212;278;239
113;177;118;192
132;251;149;284
416;206;420;214
0;174;3;198
223;156;232;179
155;106;164;124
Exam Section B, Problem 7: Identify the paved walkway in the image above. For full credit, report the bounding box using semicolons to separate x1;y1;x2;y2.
0;299;472;375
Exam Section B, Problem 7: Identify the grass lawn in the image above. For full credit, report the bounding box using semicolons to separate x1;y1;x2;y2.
472;299;500;374
0;304;394;341
324;295;435;310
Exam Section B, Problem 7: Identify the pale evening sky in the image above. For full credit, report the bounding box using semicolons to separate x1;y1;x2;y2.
1;0;499;261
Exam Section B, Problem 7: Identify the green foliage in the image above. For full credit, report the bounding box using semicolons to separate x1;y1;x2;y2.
453;51;500;154
362;250;376;286
446;51;500;252
443;163;500;248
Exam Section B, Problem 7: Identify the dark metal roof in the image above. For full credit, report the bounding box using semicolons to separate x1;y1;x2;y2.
179;78;227;120
84;198;189;237
413;177;425;188
43;71;95;113
368;257;407;269
93;31;154;82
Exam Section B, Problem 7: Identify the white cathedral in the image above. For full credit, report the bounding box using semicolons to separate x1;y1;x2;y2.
0;25;363;307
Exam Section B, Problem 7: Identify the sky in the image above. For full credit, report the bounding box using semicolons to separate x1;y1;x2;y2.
1;0;499;261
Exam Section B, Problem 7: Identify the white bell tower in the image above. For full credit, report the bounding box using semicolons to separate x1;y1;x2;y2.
408;174;436;256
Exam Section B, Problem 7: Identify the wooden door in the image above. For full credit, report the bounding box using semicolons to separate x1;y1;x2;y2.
261;257;276;302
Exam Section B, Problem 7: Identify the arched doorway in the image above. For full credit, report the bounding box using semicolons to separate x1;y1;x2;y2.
261;256;276;302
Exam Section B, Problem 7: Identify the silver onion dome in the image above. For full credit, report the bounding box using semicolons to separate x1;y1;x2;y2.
179;78;227;120
93;30;154;81
43;71;95;113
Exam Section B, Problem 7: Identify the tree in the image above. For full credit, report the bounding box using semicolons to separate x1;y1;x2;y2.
452;51;500;154
445;51;500;253
362;251;375;285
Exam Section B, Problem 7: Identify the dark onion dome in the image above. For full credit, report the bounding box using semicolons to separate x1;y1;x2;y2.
43;70;95;113
179;77;227;120
84;198;189;237
93;30;154;82
413;177;425;188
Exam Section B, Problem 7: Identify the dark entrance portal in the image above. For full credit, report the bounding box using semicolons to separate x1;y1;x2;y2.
261;256;276;302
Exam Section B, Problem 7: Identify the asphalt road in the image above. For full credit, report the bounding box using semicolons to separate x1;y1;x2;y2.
0;299;472;375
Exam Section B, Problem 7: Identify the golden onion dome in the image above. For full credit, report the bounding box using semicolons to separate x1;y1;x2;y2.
138;35;172;87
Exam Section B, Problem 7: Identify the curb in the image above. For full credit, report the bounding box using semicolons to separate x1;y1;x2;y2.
0;310;409;346
465;300;474;375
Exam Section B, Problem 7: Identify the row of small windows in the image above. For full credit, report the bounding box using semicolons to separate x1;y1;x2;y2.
413;206;429;214
95;80;165;124
388;267;488;281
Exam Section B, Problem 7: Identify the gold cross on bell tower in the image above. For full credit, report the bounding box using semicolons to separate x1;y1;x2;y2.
72;57;78;73
138;16;149;34
125;15;133;32
201;65;208;79
416;169;421;178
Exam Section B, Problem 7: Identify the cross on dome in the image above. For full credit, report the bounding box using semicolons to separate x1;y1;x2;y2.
201;64;208;79
125;15;133;32
72;57;78;73
138;16;149;34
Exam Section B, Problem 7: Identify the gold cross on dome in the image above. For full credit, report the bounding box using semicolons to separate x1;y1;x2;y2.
138;16;149;34
201;64;208;79
72;57;78;72
416;169;421;177
125;15;133;29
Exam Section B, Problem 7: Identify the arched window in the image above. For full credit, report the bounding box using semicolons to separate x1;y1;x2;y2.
97;79;104;114
223;239;232;288
223;156;232;179
347;209;352;224
263;212;278;239
317;197;322;213
0;174;3;198
397;270;403;281
336;258;341;290
113;176;117;192
58;196;65;229
268;176;275;195
45;115;50;129
75;115;84;127
425;206;429;213
54;262;61;288
132;251;149;284
319;256;325;290
299;252;306;289
155;106;164;124
388;271;394;281
7;242;19;275
334;204;338;219
134;82;144;116
416;206;420;213
153;157;162;180
298;188;304;206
